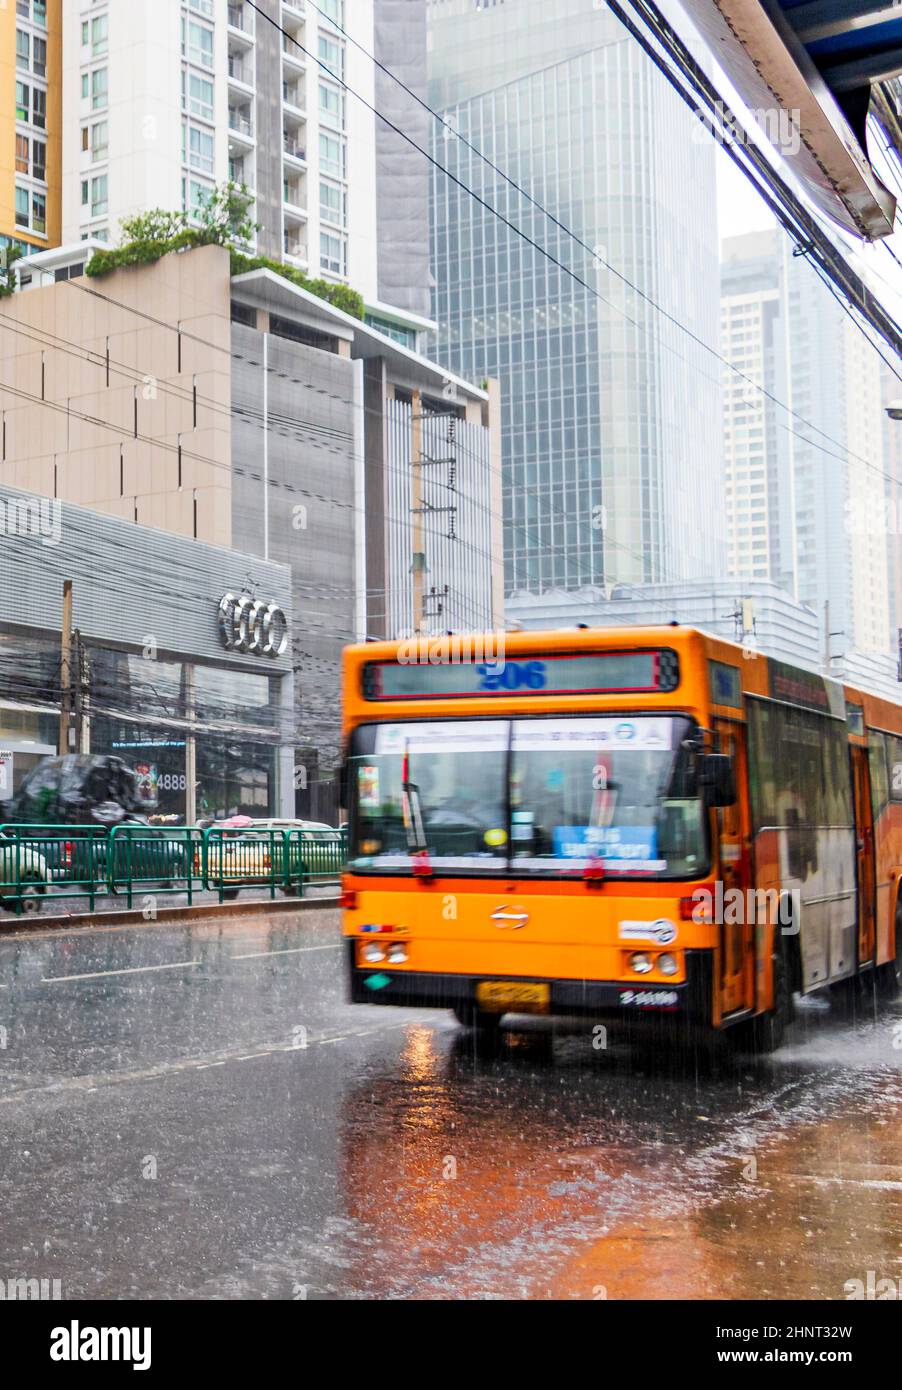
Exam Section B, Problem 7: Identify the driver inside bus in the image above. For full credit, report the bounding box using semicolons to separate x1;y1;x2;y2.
416;759;507;853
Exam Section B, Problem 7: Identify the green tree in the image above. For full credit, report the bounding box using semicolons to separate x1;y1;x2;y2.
85;181;364;319
0;244;23;298
118;206;188;247
192;182;258;249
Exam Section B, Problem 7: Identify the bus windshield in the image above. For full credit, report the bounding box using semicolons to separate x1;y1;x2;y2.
348;714;708;878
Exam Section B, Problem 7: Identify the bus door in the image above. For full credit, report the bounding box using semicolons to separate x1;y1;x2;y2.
714;719;754;1016
851;744;876;966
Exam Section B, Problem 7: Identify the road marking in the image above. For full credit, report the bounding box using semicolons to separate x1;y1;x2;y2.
0;1021;413;1105
230;944;342;960
41;960;202;984
787;1173;902;1191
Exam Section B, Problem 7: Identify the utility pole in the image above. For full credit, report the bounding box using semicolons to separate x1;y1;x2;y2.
185;664;197;826
410;388;426;633
73;629;90;754
59;580;73;756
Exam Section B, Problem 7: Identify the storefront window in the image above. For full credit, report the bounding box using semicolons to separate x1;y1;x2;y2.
196;736;276;820
89;649;188;721
193;666;278;727
91;718;189;820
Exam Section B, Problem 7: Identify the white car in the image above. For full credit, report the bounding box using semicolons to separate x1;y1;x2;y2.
0;834;50;913
248;818;337;834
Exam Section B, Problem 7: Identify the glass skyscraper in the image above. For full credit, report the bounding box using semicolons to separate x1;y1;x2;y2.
427;0;724;598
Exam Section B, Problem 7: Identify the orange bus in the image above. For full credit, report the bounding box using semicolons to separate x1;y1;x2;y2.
339;626;902;1049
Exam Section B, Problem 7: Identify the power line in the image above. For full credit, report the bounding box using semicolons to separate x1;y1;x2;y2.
315;0;902;371
609;0;902;361
0;307;644;597
247;0;899;493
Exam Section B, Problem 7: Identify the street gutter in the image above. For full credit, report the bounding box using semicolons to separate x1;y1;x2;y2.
0;894;340;937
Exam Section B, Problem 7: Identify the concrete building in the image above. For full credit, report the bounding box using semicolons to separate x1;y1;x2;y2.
0;482;294;820
426;0;724;599
721;229;892;659
507;580;822;671
4;0;432;344
506;579;902;701
0;241;502;793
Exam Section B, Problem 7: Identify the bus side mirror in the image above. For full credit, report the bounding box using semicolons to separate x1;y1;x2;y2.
338;757;349;811
698;753;736;808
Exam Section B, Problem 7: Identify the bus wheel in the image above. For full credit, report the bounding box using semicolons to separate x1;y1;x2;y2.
453;1004;502;1034
453;1005;503;1055
747;946;792;1053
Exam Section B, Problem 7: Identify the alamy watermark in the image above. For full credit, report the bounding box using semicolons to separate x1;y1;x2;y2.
397;629;506;673
0;1274;62;1300
692;100;802;157
844;1270;902;1300
0;494;61;547
691;882;800;933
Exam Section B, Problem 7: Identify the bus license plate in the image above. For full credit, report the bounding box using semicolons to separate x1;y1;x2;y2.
476;981;550;1013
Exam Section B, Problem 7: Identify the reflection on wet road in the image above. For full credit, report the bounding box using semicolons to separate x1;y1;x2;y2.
1;909;900;1299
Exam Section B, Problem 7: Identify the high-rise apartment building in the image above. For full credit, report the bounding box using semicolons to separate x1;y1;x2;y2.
721;229;891;659
720;233;796;594
2;0;61;260
4;0;431;340
426;0;724;598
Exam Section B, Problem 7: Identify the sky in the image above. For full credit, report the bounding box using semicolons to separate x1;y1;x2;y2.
716;148;776;243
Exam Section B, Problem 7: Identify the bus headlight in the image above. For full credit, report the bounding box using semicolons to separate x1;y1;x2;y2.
362;943;385;964
629;952;653;975
657;953;678;976
386;944;408;964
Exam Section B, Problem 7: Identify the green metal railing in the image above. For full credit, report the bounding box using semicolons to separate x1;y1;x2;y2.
0;824;347;915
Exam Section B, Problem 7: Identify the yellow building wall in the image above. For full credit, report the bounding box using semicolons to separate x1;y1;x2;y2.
0;0;62;252
0;0;15;242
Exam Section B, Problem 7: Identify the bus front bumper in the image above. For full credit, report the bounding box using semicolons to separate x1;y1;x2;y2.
347;943;714;1022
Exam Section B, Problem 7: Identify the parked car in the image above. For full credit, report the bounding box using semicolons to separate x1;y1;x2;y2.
199;817;343;897
0;832;51;913
199;816;272;898
8;754;156;826
249;818;344;894
4;756;190;891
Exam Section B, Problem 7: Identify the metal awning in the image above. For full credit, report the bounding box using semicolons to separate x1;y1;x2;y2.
680;0;901;238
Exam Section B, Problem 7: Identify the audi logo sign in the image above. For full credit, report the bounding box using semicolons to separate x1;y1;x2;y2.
218;592;289;658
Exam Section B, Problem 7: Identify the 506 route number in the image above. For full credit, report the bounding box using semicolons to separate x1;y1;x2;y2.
476;660;547;691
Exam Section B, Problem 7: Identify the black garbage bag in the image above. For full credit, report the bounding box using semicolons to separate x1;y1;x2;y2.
8;755;157;826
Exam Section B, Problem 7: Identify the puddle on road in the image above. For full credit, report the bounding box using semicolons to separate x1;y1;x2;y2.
316;1008;902;1300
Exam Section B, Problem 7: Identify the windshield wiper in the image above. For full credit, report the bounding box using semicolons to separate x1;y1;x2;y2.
401;746;433;878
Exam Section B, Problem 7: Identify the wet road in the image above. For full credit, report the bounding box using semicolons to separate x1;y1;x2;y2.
1;909;901;1300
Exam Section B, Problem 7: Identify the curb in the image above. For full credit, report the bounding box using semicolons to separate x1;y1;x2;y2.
0;893;341;936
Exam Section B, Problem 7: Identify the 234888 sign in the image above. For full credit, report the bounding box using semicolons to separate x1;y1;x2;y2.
218;592;288;657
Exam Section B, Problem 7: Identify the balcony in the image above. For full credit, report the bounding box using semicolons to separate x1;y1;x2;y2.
283;133;306;163
229;107;253;135
283;177;305;209
283;232;307;262
230;156;254;188
282;80;305;112
228;107;255;151
228;4;255;45
228;54;254;88
282;33;305;67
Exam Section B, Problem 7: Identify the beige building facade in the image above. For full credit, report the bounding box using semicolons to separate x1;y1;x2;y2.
0;241;234;544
